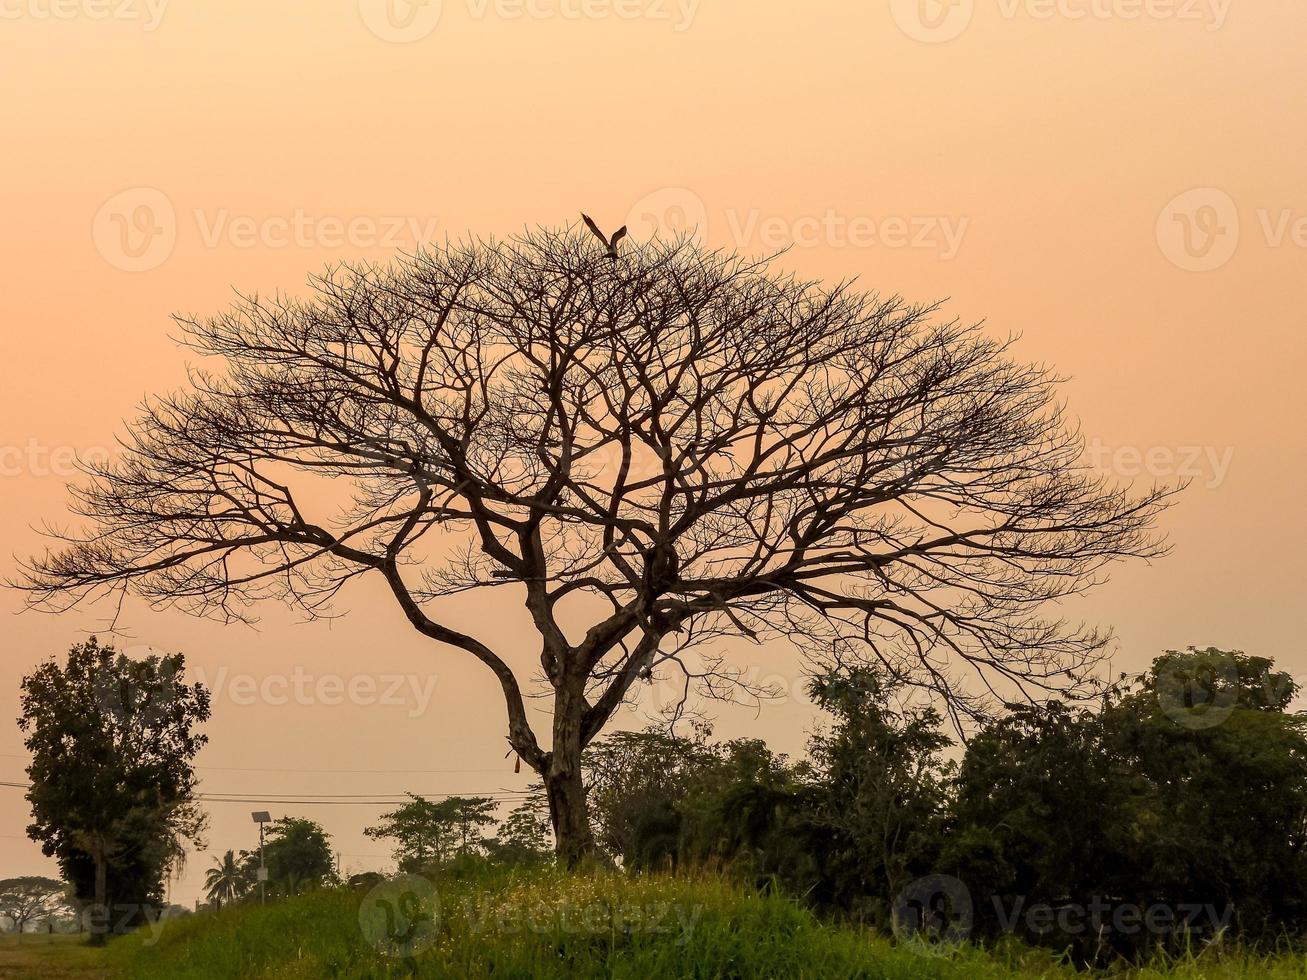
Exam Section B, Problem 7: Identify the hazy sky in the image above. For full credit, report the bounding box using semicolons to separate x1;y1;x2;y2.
2;0;1304;906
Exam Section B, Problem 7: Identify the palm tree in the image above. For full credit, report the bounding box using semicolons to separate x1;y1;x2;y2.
203;850;246;910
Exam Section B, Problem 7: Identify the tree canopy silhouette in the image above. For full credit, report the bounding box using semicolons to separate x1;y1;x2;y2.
21;225;1173;862
18;638;209;940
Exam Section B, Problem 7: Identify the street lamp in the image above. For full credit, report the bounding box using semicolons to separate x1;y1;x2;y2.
251;811;271;905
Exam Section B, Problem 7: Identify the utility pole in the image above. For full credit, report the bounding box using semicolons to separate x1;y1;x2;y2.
251;811;271;905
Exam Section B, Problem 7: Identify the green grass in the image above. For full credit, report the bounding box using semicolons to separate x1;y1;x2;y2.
22;870;1307;978
99;869;1081;979
1123;944;1307;979
0;932;111;979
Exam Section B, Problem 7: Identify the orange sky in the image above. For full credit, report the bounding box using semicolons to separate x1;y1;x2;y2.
2;1;1305;906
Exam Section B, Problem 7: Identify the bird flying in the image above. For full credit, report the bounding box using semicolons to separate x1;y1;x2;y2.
581;213;629;260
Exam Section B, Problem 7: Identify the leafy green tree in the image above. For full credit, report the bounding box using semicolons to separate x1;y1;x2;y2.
445;797;498;858
804;670;955;922
18;638;210;942
365;795;451;872
596;689;948;904
488;791;553;866
1104;648;1307;935
675;738;819;890
203;850;247;909
245;818;336;896
945;699;1126;944
365;795;498;872
582;724;816;883
946;648;1307;960
584;726;716;864
0;877;69;934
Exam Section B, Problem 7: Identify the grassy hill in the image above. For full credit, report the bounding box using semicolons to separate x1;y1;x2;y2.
103;870;1083;979
8;870;1307;979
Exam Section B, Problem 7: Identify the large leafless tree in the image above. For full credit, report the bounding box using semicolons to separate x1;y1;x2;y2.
22;226;1172;863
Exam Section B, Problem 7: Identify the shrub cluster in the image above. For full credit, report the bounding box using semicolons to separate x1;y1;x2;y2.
584;648;1307;963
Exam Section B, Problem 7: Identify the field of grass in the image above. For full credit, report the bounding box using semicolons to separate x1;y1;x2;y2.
0;933;110;979
7;871;1307;978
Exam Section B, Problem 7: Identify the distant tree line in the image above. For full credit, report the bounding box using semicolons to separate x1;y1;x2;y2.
364;793;552;873
576;647;1307;963
203;817;340;907
183;644;1307;966
306;644;1307;964
200;797;553;909
21;636;1304;965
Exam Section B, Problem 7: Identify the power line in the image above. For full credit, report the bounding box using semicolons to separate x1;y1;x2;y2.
194;799;530;804
1;779;534;807
197;764;512;775
201;790;529;799
200;791;532;804
0;753;515;777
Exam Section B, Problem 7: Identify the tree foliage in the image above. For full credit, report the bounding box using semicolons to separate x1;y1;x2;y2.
364;795;498;872
243;817;336;897
18;637;209;938
486;794;554;866
203;850;247;909
584;725;717;863
944;648;1307;958
593;649;1307;962
804;670;956;919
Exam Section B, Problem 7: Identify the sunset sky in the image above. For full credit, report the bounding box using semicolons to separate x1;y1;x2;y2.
2;0;1304;905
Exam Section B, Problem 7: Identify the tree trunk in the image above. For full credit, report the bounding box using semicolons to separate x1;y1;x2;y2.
89;837;107;947
544;681;596;868
545;760;595;868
